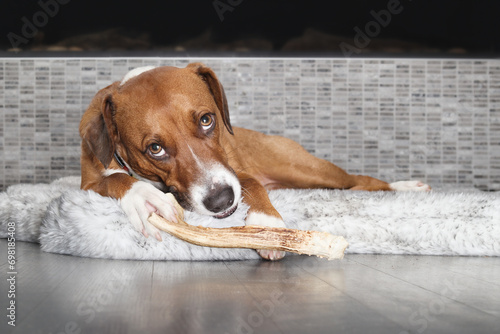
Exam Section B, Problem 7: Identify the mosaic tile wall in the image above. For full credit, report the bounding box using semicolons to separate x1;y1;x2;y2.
0;57;499;191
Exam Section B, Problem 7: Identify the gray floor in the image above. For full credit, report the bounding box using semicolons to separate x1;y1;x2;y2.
0;239;499;334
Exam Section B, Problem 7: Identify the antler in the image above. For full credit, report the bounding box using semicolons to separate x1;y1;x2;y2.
148;212;348;260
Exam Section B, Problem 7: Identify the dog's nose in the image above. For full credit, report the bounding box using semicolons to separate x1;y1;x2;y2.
203;185;235;214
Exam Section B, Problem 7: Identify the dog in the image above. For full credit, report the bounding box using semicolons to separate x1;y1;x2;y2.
80;63;430;260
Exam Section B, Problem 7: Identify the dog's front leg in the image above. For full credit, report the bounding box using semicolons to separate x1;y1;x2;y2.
238;173;286;261
82;172;181;241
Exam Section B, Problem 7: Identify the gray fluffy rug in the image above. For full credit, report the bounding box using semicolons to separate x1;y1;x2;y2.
1;177;499;260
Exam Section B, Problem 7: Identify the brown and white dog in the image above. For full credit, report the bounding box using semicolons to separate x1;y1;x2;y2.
80;63;430;260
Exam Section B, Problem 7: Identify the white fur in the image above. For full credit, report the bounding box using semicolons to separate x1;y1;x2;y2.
2;177;500;260
102;168;129;177
120;66;156;86
245;212;287;260
187;144;203;168
390;180;431;192
245;212;286;228
119;181;180;240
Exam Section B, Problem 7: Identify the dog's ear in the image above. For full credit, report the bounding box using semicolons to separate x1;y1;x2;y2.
79;83;120;168
188;63;233;135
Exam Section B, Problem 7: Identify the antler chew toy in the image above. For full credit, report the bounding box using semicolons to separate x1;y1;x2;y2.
148;212;348;260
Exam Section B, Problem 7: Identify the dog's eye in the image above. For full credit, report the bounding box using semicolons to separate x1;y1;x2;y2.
148;143;167;158
200;114;214;131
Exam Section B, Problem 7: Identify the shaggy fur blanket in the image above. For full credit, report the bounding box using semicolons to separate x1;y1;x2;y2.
1;177;499;260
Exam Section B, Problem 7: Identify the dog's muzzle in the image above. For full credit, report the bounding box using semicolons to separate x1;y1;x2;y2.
203;184;238;218
169;165;241;218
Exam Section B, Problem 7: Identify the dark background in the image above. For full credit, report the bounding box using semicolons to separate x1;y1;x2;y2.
1;0;499;54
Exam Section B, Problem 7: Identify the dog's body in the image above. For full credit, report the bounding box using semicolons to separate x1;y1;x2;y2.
80;63;430;260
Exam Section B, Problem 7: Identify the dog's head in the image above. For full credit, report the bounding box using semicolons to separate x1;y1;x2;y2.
80;63;240;218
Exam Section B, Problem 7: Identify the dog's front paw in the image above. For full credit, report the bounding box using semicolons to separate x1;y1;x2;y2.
120;181;182;241
256;249;287;261
245;212;287;261
390;180;431;192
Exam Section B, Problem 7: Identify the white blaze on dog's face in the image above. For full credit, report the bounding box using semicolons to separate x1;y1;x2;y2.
110;65;241;218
